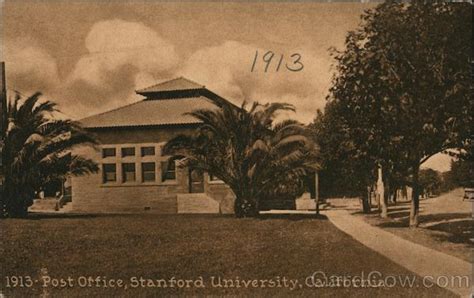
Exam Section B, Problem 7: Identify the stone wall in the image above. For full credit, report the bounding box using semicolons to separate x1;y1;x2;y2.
71;126;235;214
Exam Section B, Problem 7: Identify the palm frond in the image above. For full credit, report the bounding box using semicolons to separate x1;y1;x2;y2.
162;94;320;214
16;92;42;123
3;92;99;216
32;100;57;115
274;135;311;150
69;155;99;175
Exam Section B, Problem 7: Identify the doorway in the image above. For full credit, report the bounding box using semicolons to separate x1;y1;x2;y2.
189;168;204;193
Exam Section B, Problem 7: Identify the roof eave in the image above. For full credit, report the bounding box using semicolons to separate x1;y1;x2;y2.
135;87;206;97
83;122;202;130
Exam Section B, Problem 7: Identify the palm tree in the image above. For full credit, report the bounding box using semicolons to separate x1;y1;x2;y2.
163;99;319;217
1;92;98;218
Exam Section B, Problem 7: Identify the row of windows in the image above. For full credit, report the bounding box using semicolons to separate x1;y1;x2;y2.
102;160;176;184
102;146;155;158
101;145;224;185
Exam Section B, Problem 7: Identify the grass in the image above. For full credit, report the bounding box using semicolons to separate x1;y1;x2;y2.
359;211;472;263
354;191;472;263
0;214;455;297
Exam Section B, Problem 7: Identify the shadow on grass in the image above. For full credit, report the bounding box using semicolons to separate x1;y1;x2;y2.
419;213;471;223
26;213;102;220
387;211;411;219
351;201;412;215
258;213;328;221
374;212;473;245
352;205;413;217
24;212;328;221
25;213;237;220
352;210;379;216
387;206;411;212
377;220;408;228
427;220;473;244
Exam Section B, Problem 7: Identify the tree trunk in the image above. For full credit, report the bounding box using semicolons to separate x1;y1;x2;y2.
234;197;258;218
370;185;376;207
2;175;33;218
393;188;398;205
377;166;388;218
409;164;420;228
361;188;371;213
234;198;244;218
5;193;29;218
379;193;388;218
376;190;381;210
315;172;320;215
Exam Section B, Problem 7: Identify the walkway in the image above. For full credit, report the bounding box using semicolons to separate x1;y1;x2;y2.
325;209;472;297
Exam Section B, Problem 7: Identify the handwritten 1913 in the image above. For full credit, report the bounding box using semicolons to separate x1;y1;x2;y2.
250;50;304;72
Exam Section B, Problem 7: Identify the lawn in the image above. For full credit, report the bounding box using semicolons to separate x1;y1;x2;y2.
1;214;455;297
353;189;472;263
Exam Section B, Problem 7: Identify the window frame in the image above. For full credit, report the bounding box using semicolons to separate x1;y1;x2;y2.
102;163;117;184
100;143;171;186
141;162;156;183
102;148;116;158
121;147;136;158
141;146;155;157
122;162;136;183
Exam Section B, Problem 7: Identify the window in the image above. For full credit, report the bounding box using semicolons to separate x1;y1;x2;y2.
122;163;136;182
121;147;135;157
141;146;155;157
142;162;156;182
102;164;117;183
161;158;178;181
102;148;116;158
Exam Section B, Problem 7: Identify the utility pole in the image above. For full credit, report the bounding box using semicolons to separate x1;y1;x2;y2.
315;171;320;215
0;62;6;138
0;62;6;189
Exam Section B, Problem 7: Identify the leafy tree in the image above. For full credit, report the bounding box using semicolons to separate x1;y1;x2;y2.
309;103;376;213
163;99;318;217
418;169;442;197
445;131;474;189
1;93;98;217
327;1;472;227
448;159;474;188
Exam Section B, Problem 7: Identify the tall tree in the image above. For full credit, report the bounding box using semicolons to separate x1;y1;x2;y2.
448;159;474;188
309;103;376;213
1;93;98;217
327;1;472;227
418;169;442;197
163;99;318;217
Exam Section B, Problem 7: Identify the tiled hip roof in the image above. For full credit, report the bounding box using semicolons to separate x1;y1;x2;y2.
80;96;217;128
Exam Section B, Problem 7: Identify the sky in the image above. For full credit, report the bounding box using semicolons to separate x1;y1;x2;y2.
0;0;452;171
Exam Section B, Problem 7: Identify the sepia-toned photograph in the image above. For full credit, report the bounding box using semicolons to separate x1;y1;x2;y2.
0;0;472;297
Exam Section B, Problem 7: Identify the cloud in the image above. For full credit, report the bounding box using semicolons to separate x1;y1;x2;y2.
179;40;332;123
69;19;179;86
59;19;180;117
3;38;60;94
4;28;331;123
3;20;181;119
